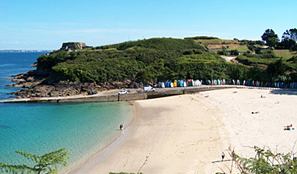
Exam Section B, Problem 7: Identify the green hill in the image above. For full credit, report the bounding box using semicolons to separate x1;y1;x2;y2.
34;37;297;85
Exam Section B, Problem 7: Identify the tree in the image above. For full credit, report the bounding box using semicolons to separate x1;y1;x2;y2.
291;44;297;51
278;28;297;50
261;29;279;47
282;28;297;42
0;148;69;174
266;37;279;48
278;38;296;49
267;58;288;76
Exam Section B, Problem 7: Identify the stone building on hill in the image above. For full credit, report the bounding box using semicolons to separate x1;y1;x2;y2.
60;42;87;51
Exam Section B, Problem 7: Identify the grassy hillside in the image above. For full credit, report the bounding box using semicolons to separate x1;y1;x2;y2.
34;37;297;85
185;36;239;45
185;36;249;54
36;38;248;84
274;49;296;59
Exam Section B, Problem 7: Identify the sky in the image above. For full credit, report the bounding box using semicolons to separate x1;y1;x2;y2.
0;0;296;50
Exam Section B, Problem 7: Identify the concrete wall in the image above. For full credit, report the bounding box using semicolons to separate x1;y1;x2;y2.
119;93;147;101
2;86;235;104
15;93;148;103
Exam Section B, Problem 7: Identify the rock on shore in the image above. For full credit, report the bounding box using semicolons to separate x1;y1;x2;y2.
6;71;142;98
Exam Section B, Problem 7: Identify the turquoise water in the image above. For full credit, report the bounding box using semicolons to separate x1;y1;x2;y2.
0;102;134;172
0;52;134;172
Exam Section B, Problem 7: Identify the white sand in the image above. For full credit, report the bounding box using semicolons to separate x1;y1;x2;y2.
68;88;297;174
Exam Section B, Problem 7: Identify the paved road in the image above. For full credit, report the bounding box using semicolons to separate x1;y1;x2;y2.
221;56;237;62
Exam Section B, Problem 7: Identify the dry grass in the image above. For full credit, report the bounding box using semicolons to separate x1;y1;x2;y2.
193;39;239;46
207;44;248;53
274;49;296;59
192;38;249;52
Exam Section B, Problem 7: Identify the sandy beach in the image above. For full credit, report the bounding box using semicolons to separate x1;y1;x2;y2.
68;88;297;174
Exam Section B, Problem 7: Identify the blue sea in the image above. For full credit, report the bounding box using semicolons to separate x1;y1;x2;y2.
0;52;134;172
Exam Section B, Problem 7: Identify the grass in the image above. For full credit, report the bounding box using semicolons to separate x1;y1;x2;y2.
274;49;296;59
193;39;239;46
214;45;249;54
237;55;279;66
235;45;249;52
191;38;249;53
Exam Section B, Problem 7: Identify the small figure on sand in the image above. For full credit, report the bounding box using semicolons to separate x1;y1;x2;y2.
284;124;294;130
120;124;124;130
232;150;235;159
221;152;225;161
251;111;260;114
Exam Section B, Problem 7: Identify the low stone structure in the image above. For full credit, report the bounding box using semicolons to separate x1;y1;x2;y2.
60;42;86;50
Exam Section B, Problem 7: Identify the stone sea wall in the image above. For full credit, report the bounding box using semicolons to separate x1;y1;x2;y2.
2;86;234;103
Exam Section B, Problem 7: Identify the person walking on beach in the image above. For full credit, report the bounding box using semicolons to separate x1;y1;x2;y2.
120;124;124;130
222;152;225;161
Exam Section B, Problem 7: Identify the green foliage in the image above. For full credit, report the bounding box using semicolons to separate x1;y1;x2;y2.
117;38;204;51
234;45;249;53
34;37;297;85
237;53;294;82
248;65;269;81
37;51;72;72
233;146;297;174
237;54;276;66
274;49;295;59
278;38;296;50
267;58;289;76
291;44;297;51
261;29;279;47
0;148;69;174
217;49;239;56
266;37;279;48
36;38;223;84
282;28;297;42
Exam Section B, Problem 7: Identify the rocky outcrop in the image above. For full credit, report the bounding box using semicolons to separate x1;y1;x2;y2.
12;82;98;98
6;71;44;88
60;42;86;50
6;72;142;98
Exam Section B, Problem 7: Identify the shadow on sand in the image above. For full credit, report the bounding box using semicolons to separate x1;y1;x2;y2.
270;89;297;96
212;159;232;163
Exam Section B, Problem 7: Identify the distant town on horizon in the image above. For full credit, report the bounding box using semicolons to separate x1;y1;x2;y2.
0;50;53;53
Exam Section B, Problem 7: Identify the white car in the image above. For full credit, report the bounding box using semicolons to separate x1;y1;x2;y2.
118;89;128;95
143;85;155;92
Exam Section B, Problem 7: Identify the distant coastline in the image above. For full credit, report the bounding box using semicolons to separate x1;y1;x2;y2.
0;50;52;53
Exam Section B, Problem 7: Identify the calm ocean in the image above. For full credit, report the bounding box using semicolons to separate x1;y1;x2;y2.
0;52;134;172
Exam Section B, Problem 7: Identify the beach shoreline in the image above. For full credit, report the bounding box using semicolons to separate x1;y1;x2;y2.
66;88;297;174
68;90;230;173
62;101;137;174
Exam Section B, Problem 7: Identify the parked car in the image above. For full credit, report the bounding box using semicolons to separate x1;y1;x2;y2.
88;91;98;95
118;89;128;95
143;85;155;92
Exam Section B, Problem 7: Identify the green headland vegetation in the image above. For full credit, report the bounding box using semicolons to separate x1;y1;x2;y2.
34;28;297;86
